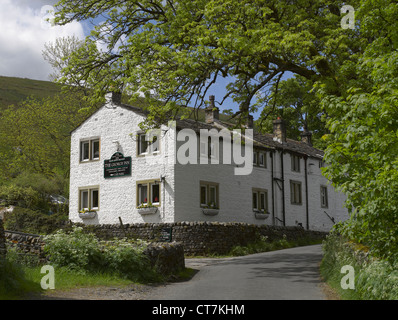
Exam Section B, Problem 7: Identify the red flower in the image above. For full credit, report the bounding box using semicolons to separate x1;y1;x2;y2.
154;197;158;202
144;198;147;202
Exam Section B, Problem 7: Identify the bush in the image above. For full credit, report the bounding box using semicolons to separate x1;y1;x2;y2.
320;233;398;300
0;257;38;299
44;227;159;282
4;207;68;234
0;184;40;209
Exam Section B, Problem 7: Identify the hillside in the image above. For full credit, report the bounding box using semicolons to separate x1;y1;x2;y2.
0;76;62;110
0;75;236;124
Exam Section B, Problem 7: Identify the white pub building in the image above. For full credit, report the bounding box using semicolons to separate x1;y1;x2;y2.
69;93;348;231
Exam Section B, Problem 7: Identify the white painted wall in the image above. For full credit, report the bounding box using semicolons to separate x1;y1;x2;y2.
69;101;348;230
69;103;176;225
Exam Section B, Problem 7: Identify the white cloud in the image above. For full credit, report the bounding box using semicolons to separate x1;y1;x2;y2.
0;0;85;81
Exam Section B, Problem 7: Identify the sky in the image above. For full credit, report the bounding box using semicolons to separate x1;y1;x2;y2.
0;0;262;117
0;0;87;81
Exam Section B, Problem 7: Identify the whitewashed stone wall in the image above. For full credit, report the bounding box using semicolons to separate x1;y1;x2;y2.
69;100;348;231
69;102;176;225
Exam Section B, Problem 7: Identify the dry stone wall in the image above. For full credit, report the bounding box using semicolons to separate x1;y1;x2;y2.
4;230;46;262
78;221;327;256
2;221;326;275
3;228;184;275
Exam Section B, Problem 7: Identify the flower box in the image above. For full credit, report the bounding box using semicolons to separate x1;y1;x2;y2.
202;208;219;216
138;207;158;215
79;211;97;219
255;211;270;219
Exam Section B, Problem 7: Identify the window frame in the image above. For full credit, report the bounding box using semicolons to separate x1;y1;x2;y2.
136;180;161;207
253;149;267;168
290;180;302;205
320;185;328;208
291;154;301;172
199;181;219;208
80;138;100;162
137;132;160;156
78;186;99;212
252;188;268;212
258;152;267;168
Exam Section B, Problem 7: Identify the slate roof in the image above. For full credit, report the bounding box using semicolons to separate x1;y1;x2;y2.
73;98;324;160
174;118;324;160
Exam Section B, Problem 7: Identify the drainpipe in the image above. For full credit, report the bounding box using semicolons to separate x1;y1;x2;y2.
271;151;275;225
281;150;286;226
305;157;309;230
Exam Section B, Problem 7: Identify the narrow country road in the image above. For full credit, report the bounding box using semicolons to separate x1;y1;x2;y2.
146;244;327;300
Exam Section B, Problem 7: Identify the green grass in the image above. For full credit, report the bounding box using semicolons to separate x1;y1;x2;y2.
25;265;134;289
0;76;61;110
227;235;323;257
0;262;154;300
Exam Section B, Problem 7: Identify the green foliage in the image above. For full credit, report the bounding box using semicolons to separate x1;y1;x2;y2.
257;75;327;148
321;233;398;300
319;1;398;261
0;185;40;209
44;227;103;273
228;235;320;256
0;257;38;299
0;172;69;215
0;92;96;180
44;227;160;282
53;0;358;124
3;207;68;234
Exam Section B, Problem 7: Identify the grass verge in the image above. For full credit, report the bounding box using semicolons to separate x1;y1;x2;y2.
320;234;398;300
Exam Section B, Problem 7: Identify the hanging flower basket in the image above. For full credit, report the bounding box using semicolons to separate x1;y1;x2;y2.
79;211;97;219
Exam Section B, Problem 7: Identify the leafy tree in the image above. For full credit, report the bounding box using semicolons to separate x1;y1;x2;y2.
320;1;398;260
52;0;398;259
256;75;326;148
42;35;85;82
53;0;360;124
0;92;95;181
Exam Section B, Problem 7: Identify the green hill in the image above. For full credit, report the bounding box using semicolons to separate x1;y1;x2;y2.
0;75;236;124
0;76;61;110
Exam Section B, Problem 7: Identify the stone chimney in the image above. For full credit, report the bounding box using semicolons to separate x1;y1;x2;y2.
301;129;313;146
245;114;254;129
273;117;286;143
205;95;219;124
105;91;122;104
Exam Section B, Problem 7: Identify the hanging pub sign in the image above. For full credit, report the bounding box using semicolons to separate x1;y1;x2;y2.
104;152;131;178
